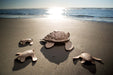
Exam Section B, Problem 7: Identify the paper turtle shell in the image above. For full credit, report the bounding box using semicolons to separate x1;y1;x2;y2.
42;31;74;51
73;52;102;64
19;38;33;45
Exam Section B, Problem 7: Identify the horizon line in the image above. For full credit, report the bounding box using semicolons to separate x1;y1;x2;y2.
0;7;113;9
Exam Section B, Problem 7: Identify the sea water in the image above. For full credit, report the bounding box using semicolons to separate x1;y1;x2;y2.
0;8;113;22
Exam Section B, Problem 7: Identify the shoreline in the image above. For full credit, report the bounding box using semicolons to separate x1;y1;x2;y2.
0;17;113;23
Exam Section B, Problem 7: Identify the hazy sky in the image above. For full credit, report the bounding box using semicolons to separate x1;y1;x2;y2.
0;0;113;9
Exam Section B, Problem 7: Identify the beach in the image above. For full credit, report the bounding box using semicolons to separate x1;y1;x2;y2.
0;18;113;75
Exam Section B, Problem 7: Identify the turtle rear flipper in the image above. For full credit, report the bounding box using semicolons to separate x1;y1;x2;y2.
65;41;73;51
91;60;95;64
19;57;25;62
32;55;37;61
45;42;55;48
92;57;102;61
30;41;33;45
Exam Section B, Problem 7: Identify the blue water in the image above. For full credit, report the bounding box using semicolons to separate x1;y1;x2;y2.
0;8;113;22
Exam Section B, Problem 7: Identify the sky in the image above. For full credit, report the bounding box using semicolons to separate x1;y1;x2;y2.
0;0;113;9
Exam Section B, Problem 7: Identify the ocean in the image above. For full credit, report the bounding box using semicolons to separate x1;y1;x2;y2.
0;8;113;22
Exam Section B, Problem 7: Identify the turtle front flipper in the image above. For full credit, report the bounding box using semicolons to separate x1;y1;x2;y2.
81;60;85;64
65;41;74;51
73;55;80;59
45;42;55;48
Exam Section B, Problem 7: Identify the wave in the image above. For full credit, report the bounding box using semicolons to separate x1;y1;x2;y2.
99;17;113;18
0;9;48;15
69;15;94;18
0;12;46;15
68;15;113;18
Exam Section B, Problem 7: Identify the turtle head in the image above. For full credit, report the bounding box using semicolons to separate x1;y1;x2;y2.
40;38;45;42
16;52;22;56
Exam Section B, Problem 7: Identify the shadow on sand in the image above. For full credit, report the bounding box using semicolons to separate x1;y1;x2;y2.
40;41;72;64
73;59;104;74
12;57;36;71
81;62;96;74
73;59;96;74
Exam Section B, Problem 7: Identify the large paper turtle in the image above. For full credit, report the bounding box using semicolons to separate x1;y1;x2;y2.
41;31;74;51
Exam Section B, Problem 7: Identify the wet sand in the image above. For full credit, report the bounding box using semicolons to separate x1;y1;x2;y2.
0;18;113;75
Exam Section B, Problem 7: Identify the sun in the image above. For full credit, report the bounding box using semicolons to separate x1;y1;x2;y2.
47;7;65;19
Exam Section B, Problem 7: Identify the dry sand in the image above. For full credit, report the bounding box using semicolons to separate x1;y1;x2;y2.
0;18;113;75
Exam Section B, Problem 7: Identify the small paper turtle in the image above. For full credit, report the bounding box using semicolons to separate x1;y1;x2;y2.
16;50;37;62
41;31;74;51
73;52;102;64
19;38;33;45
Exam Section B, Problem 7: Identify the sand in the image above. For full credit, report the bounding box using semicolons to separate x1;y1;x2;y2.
0;18;113;75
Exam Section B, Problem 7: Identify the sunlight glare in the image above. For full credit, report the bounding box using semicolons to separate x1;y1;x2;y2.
47;7;65;19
